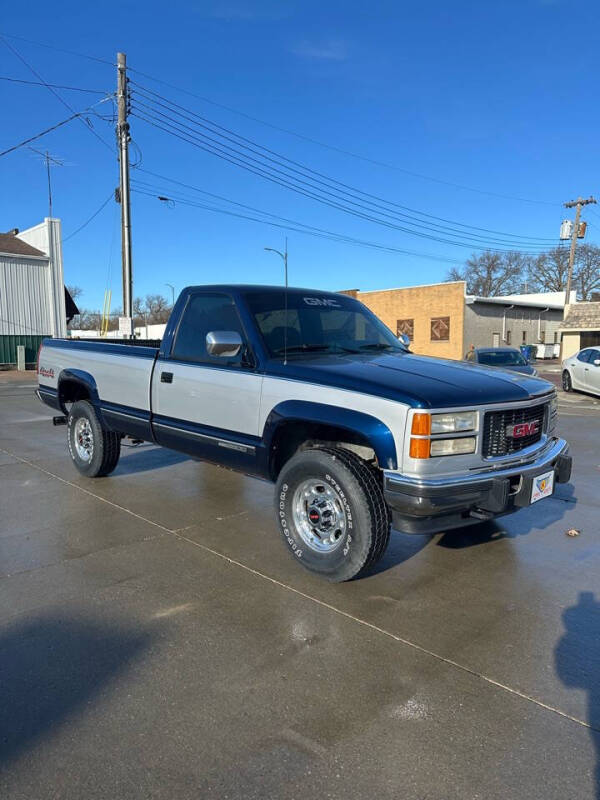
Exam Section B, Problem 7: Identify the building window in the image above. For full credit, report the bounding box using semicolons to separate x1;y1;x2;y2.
522;331;527;345
554;331;558;344
506;330;512;345
431;316;450;341
397;318;414;340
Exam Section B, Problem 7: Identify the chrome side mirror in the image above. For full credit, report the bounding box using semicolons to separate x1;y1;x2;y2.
398;333;410;349
206;330;243;357
594;359;600;367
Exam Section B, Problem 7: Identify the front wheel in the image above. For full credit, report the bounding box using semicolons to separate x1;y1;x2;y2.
67;400;121;477
275;447;390;582
562;370;573;393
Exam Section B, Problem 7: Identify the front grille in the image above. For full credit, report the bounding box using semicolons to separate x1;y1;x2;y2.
482;403;547;458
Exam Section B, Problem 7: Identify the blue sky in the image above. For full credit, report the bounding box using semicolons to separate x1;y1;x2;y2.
1;0;599;311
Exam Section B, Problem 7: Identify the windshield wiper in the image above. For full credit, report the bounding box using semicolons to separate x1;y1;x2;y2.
358;342;399;351
272;343;360;355
273;343;331;354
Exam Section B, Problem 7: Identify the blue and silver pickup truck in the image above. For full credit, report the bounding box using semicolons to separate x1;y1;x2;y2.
37;285;572;581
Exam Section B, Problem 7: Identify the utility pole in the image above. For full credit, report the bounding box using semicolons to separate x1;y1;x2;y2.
563;196;596;310
117;52;133;337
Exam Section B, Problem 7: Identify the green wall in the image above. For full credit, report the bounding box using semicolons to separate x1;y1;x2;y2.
0;335;46;367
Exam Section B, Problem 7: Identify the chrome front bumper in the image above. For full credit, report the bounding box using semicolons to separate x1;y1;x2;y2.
384;437;571;534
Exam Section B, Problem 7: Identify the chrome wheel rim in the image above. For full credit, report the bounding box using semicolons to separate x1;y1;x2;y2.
74;417;94;462
292;478;347;552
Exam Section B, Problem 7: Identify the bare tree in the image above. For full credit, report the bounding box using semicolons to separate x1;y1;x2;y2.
527;247;570;293
66;285;83;301
144;293;172;324
446;251;526;296
574;244;600;301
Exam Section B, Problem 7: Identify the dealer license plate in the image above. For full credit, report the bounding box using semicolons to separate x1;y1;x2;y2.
531;470;554;504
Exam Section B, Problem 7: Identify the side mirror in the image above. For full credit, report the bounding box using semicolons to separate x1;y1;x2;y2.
594;359;600;367
206;330;243;357
398;333;410;349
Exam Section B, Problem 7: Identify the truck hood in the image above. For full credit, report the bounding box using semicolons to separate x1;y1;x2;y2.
266;352;554;408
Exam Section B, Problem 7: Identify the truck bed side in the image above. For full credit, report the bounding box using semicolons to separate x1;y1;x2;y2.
38;338;158;440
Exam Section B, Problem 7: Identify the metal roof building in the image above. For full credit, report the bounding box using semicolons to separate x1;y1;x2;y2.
0;218;76;367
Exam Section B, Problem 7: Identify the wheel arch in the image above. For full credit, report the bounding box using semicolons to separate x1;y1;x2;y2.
58;369;107;426
263;400;397;480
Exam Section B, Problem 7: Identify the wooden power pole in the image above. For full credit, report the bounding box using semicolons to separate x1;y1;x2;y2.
117;52;133;336
564;196;597;310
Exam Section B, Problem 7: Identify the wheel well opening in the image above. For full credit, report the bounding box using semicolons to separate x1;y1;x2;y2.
59;379;91;410
270;420;377;479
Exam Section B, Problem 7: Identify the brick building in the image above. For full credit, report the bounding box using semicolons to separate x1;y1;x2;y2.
340;282;570;360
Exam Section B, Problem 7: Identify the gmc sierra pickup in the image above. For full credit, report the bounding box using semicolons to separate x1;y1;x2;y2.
37;285;572;581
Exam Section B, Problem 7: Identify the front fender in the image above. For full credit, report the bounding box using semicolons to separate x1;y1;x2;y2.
263;400;397;471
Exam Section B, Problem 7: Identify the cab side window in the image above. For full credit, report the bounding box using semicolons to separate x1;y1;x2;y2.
172;293;246;364
577;350;592;363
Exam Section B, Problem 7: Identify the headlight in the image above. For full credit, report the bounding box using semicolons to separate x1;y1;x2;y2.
430;437;477;456
431;411;477;434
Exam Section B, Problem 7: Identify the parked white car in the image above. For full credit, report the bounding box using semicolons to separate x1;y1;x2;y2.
562;348;600;396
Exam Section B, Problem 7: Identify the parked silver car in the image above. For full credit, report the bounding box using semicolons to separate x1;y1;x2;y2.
562;348;600;396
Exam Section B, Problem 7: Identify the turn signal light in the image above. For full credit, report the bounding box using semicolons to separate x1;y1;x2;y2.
409;438;430;459
411;413;431;436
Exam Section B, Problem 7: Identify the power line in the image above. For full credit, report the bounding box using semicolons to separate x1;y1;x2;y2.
62;192;114;242
131;183;463;263
0;75;108;93
0;31;114;66
125;66;558;207
131;107;552;254
0;33;562;207
130;83;556;245
0;111;82;158
0;35;114;153
132;171;558;265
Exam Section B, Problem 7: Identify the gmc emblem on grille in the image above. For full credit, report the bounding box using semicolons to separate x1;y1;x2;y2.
506;420;539;439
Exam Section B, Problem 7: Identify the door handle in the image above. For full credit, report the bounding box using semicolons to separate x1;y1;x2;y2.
161;371;174;384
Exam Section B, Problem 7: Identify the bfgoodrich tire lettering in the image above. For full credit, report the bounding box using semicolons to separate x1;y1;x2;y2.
275;446;390;582
67;399;121;477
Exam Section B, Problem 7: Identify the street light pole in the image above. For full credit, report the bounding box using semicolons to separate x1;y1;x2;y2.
264;237;288;364
165;283;175;306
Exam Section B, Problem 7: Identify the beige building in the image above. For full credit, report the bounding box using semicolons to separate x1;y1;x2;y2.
560;302;600;358
341;282;465;360
341;282;571;360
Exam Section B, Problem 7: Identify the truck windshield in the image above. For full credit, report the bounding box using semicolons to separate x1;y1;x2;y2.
244;291;406;358
478;350;527;366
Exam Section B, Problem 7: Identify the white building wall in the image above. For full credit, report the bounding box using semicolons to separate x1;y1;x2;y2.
17;218;67;337
0;254;52;336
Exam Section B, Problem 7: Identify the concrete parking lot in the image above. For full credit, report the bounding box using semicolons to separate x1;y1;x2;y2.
1;372;599;799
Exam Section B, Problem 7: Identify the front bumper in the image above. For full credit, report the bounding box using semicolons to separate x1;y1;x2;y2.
384;437;572;534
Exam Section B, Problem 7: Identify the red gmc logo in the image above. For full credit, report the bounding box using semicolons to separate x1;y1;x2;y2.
506;421;539;439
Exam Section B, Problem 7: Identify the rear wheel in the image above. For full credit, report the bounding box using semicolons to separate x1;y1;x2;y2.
275;446;390;582
67;400;121;477
562;370;573;393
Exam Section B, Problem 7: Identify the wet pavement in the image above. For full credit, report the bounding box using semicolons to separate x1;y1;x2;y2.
0;375;599;799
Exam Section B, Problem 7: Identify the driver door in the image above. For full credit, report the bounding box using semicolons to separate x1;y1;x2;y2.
152;292;263;471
